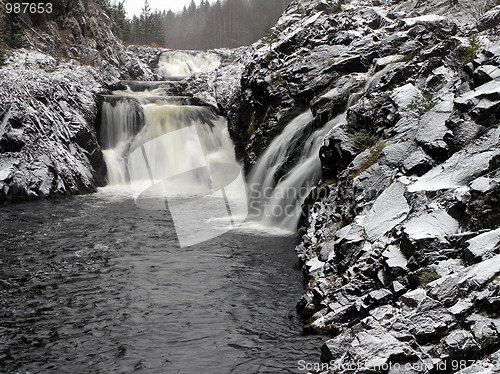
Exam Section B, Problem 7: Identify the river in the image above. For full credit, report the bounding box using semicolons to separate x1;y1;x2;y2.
0;188;323;374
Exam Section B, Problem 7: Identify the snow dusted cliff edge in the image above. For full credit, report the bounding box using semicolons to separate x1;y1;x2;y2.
0;0;157;201
218;0;500;372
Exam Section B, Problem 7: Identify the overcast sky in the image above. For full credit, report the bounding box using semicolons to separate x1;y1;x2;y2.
121;0;207;17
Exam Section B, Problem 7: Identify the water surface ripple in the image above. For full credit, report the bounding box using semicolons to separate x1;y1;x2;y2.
0;192;323;373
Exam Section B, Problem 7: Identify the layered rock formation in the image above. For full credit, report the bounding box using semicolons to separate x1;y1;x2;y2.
224;0;500;371
194;0;500;371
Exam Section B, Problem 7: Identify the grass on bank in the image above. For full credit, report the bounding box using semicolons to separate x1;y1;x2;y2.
419;268;441;286
351;139;385;179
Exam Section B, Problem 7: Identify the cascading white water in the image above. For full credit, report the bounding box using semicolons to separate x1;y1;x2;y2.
128;104;236;191
112;87;170;102
248;62;403;231
156;51;221;77
100;60;401;236
247;111;344;231
100;86;247;247
101;98;237;192
101;101;138;149
248;111;313;206
101;101;139;185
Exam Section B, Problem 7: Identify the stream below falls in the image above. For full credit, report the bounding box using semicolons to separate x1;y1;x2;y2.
0;189;324;374
0;50;327;373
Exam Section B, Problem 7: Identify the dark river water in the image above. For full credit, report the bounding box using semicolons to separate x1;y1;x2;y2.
0;190;323;374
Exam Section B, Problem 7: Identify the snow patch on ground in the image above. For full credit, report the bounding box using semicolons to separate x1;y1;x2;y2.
408;149;498;192
391;83;421;108
382;245;408;270
466;228;500;259
403;14;446;26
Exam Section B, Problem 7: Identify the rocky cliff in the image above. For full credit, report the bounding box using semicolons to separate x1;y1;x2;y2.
0;0;157;201
198;0;500;371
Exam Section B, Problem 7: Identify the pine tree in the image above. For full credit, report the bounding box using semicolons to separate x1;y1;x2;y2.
163;10;177;48
110;1;129;41
149;11;164;46
188;0;197;15
140;0;152;44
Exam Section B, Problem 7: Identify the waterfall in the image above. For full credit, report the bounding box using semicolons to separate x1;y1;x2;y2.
101;96;236;191
99;58;402;239
99;48;250;247
101;52;231;191
247;111;344;231
125;103;236;191
248;62;403;231
156;51;221;77
100;81;247;247
101;100;142;185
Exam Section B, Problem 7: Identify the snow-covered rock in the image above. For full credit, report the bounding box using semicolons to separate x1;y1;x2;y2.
400;288;427;307
427;254;500;306
321;327;415;370
0;42;157;201
415;96;453;160
363;181;409;241
477;5;500;32
0;51;107;200
402;15;447;27
391;83;421;108
464;228;500;262
382;245;408;272
408;126;500;191
403;210;459;241
278;0;500;369
455;79;500;110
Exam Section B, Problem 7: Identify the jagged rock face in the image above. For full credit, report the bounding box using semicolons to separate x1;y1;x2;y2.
0;51;106;200
0;0;159;202
214;0;500;371
0;71;157;201
1;0;499;368
477;5;500;32
1;0;156;82
227;0;393;170
0;52;157;201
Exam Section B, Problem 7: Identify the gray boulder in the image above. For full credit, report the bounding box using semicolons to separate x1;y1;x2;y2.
477;6;500;32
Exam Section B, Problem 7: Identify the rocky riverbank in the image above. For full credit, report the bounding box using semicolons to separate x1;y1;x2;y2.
188;0;500;371
217;0;500;372
0;0;159;202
